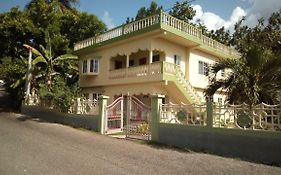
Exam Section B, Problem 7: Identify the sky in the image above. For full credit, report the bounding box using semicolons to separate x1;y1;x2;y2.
1;0;281;32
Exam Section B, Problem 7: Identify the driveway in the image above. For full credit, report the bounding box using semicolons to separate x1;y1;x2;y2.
0;112;280;175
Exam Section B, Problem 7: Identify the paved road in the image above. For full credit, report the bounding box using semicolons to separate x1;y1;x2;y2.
0;113;281;175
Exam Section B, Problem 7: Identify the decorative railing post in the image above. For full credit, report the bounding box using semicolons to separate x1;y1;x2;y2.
98;95;109;134
206;96;213;128
151;94;165;142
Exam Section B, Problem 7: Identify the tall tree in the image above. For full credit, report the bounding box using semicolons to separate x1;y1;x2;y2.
205;9;281;105
169;1;196;23
26;0;79;11
0;7;35;60
135;1;163;20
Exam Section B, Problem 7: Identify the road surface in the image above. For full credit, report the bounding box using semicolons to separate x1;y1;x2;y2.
0;112;281;175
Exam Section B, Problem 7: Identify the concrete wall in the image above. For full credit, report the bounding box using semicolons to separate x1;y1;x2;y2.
21;105;100;131
158;123;281;165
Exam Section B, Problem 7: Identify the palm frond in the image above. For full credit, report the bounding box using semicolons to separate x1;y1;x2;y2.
53;54;78;62
23;44;43;57
32;56;47;66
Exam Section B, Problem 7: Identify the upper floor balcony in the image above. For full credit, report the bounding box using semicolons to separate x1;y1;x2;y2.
74;11;240;58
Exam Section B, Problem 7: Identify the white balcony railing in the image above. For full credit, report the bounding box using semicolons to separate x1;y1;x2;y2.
109;62;162;79
109;62;202;104
74;12;240;58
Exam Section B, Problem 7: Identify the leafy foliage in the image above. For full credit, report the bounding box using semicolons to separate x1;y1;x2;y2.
169;1;196;23
0;0;105;110
38;76;81;112
205;9;281;105
133;1;163;21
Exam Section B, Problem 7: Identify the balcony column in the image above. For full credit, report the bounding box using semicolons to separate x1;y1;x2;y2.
149;49;153;64
126;54;130;68
126;54;129;77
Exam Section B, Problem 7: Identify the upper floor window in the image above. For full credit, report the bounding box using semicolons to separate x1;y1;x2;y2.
139;57;147;65
89;59;99;73
174;55;181;66
82;58;99;74
152;54;160;62
82;60;87;73
129;60;135;67
199;61;209;76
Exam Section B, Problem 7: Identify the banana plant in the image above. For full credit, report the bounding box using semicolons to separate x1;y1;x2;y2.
23;43;78;91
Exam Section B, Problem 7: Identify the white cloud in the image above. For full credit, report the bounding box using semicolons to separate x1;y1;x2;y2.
192;0;281;32
243;0;281;27
192;5;246;32
102;11;115;29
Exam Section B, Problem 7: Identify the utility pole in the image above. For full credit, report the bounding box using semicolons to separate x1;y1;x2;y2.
24;45;32;99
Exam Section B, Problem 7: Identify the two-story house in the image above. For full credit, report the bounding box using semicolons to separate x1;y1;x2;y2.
74;12;239;106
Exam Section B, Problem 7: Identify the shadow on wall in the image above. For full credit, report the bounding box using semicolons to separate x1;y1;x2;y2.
21;105;99;131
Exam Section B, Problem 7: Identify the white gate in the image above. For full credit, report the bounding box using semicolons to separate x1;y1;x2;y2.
125;96;151;140
105;96;123;134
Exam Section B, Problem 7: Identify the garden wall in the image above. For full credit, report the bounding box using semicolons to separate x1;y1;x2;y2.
21;105;100;131
158;123;281;165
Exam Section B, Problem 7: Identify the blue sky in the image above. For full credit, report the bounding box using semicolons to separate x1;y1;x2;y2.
1;0;280;31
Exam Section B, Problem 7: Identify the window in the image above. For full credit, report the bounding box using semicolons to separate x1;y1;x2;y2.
115;60;123;69
221;69;225;77
129;60;135;67
92;93;101;101
89;59;99;73
82;60;87;73
174;55;181;65
82;58;99;74
139;57;147;65
152;54;160;62
218;98;222;104
199;61;209;76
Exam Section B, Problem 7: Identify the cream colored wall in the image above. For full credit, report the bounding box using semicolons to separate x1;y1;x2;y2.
152;38;187;75
189;50;224;89
79;36;227;104
79;37;153;87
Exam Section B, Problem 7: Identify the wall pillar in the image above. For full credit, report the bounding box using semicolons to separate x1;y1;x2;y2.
151;94;165;142
98;95;109;134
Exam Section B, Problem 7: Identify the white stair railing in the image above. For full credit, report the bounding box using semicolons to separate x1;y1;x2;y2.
163;62;202;104
174;66;203;104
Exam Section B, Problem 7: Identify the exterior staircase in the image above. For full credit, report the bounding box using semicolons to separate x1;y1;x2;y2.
163;62;203;104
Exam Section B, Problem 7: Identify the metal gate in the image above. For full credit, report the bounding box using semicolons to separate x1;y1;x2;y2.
105;96;123;134
125;96;151;140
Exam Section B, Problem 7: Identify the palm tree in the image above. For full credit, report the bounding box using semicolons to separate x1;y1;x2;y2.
205;45;281;105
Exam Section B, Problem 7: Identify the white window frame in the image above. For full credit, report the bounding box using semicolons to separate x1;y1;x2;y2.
82;60;87;74
89;59;99;74
198;61;209;76
81;58;100;75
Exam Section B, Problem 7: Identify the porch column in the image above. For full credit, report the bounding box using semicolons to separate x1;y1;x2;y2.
126;54;129;68
149;49;153;64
